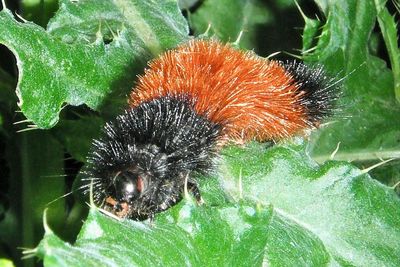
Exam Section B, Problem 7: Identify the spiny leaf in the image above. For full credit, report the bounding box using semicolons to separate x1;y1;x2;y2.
374;0;400;103
0;0;188;128
301;0;400;165
35;142;400;266
190;0;270;50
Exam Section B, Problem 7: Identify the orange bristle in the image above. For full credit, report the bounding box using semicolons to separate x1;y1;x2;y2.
129;39;310;142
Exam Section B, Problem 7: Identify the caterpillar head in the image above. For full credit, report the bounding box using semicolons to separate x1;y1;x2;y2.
81;97;221;220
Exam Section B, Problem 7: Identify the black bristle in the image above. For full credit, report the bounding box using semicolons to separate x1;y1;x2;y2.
83;96;221;220
283;60;339;124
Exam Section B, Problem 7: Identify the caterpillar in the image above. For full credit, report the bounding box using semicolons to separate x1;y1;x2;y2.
83;39;337;220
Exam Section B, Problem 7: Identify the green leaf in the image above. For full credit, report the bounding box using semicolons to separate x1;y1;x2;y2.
0;258;15;267
19;131;66;244
295;2;321;53
0;0;188;128
35;142;400;266
300;0;400;166
51;115;104;162
0;68;16;105
0;129;67;267
47;0;188;53
0;68;16;137
21;0;58;27
219;142;400;265
190;0;271;49
374;0;400;103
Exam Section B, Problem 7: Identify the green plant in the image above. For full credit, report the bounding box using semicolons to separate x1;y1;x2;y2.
0;0;399;266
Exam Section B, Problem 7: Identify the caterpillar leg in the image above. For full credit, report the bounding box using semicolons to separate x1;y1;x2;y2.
187;180;204;204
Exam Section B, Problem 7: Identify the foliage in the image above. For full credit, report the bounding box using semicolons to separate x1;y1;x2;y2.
0;0;399;266
36;142;400;266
